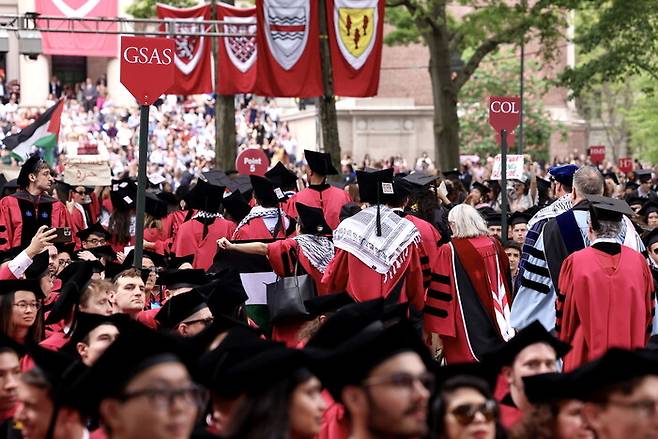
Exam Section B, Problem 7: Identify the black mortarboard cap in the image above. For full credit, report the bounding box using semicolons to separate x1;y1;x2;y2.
1;178;17;197
250;175;285;205
184;179;224;213
17;155;42;189
104;261;127;281
643;228;658;249
322;319;432;401
536;177;550;195
222;190;251;223
233;174;253;199
434;361;499;393
84;245;116;261
158;269;208;290
0;279;46;299
510;211;530;226
303;292;354;318
0;331;24;356
392;176;413;200
155;290;209;329
145;191;169;219
197;326;278;395
181;313;251;359
442;168;461;180
636;169;653;183
356;168;394;204
567;348;658;402
586;195;634;226
196;271;248;318
304;149;338;176
46;261;98;324
471;182;491;195
626;182;640;191
484;212;502;227
123;249;166;269
339;202;362;223
167;254;195;270
24;250;50;279
403;172;438;188
57;261;103;285
626;195;646;208
522;372;580;404
76;222;111;241
27;343;86;406
296;202;331;235
110;178;137;212
54;242;76;256
481;321;571;370
156;190;178;207
60;312;128;355
202;169;231;188
265;162;298;191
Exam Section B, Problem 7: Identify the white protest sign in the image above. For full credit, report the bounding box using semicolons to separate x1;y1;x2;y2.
491;154;525;180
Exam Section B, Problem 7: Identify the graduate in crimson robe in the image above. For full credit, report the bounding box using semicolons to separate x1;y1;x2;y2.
217;202;338;346
556;196;654;371
265;162;300;218
173;179;236;270
426;203;515;364
232;175;295;241
321;169;425;312
289;149;351;230
0;155;72;251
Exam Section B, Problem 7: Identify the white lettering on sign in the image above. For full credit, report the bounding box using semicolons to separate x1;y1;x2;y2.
490;101;520;114
122;47;174;65
244;158;262;165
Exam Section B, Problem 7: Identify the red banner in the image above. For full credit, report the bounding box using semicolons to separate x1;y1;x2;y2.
254;0;323;97
217;4;257;95
327;0;384;97
157;4;213;95
35;0;117;57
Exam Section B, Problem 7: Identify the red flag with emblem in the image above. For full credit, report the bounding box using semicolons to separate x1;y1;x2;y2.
327;0;384;97
157;3;213;95
35;0;117;57
216;3;257;94
254;0;323;97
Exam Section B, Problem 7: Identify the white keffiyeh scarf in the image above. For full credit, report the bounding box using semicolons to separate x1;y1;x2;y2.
294;234;334;273
333;205;420;277
235;206;288;234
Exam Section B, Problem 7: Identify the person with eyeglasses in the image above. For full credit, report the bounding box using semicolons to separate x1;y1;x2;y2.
77;222;111;250
432;375;505;439
324;319;433;439
70;320;205;439
0;279;45;347
569;348;658;439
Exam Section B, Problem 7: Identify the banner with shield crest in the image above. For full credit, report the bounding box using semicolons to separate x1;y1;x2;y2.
254;0;323;97
217;3;258;94
327;0;384;97
157;4;213;95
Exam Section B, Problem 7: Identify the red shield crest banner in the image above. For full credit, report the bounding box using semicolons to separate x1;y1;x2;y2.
217;4;257;95
35;0;117;57
327;0;384;97
157;4;213;95
255;0;322;97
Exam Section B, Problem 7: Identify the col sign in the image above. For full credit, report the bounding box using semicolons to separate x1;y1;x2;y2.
236;148;269;176
120;36;175;106
488;96;521;132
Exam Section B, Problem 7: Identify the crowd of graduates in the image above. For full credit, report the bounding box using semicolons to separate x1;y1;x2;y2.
1;147;658;439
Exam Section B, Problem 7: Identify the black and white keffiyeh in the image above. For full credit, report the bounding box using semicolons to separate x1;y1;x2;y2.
294;234;334;273
333;205;420;276
234;206;288;234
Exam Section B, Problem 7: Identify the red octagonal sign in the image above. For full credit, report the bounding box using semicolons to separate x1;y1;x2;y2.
236;148;270;176
120;36;175;106
488;96;521;132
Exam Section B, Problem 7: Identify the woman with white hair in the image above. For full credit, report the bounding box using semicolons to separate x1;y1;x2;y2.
425;203;515;364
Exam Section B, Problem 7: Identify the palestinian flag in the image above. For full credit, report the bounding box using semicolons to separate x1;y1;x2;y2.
3;98;64;166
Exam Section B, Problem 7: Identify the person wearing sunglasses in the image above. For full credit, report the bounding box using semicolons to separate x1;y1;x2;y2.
432;375;505;439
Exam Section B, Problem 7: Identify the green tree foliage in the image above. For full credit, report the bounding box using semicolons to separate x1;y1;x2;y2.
622;77;658;164
127;0;197;18
459;50;559;161
560;0;658;97
384;0;578;169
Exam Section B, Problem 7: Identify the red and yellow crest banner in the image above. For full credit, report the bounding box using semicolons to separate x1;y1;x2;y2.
327;0;384;97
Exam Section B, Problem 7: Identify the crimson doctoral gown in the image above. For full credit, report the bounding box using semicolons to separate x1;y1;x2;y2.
556;244;654;371
321;244;425;312
0;191;72;250
290;185;351;230
232;216;293;241
173;218;236;270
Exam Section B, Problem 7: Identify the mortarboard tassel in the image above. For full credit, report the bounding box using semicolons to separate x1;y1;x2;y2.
376;183;382;237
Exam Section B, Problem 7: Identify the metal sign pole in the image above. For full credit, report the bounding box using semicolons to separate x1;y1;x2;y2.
133;104;149;269
500;128;509;243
